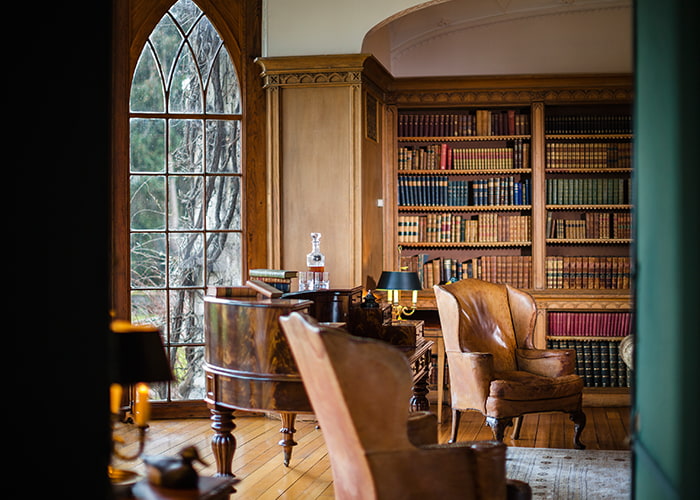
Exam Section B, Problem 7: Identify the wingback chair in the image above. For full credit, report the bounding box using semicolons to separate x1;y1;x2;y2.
280;312;531;500
434;279;586;449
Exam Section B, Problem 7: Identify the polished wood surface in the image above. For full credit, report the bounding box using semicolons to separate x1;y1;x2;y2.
112;406;630;499
204;294;315;473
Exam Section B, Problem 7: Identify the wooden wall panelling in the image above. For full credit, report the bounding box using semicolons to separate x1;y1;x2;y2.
256;54;393;289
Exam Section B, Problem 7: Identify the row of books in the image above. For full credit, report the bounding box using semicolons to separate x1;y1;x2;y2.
398;213;531;244
248;269;298;292
546;212;632;240
544;114;632;135
545;256;631;289
400;254;532;289
547;338;631;387
399;110;531;137
398;175;531;206
546;177;629;205
398;140;530;170
545;142;632;169
547;311;632;337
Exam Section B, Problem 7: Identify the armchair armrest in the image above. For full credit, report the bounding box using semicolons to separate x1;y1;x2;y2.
516;348;576;377
445;351;494;412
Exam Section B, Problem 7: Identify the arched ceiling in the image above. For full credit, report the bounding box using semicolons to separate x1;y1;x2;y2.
362;0;632;77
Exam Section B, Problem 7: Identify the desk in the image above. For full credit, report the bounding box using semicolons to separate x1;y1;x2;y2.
403;337;434;412
423;325;446;423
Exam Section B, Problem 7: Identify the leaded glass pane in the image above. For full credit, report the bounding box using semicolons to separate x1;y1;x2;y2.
206;120;241;173
170;46;202;113
130;118;165;173
130;175;165;230
169;345;206;400
206;175;241;230
169;0;202;34
206;47;241;114
130;232;166;288
168;175;204;230
169;119;203;173
149;14;182;86
130;289;167;327
168;232;204;287
206;232;242;286
190;16;220;88
169;288;204;344
130;46;165;112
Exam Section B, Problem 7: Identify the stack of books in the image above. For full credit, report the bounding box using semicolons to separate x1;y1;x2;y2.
248;269;298;292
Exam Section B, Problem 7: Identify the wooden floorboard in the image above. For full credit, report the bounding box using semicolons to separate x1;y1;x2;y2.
112;405;631;499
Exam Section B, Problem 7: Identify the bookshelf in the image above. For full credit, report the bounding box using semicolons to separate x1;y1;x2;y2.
384;74;633;407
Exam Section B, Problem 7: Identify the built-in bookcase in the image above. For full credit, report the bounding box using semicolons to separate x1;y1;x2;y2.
546;310;632;388
385;75;634;406
543;103;633;291
396;106;534;289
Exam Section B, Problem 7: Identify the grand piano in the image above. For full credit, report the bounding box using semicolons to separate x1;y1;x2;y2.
204;281;432;477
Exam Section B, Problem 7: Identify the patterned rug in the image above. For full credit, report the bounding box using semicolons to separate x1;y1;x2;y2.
506;447;631;499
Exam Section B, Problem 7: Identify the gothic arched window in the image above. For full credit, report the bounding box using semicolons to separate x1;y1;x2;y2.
129;0;242;401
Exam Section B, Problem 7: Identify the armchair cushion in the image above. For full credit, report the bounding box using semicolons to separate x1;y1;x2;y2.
490;371;583;401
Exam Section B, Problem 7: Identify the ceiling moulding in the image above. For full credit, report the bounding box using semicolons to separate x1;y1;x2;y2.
390;3;631;65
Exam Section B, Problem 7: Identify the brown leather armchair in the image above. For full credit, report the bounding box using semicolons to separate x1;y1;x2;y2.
434;279;586;449
280;312;531;500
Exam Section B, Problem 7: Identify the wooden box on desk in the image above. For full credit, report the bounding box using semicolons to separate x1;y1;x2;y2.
381;319;424;347
348;302;391;339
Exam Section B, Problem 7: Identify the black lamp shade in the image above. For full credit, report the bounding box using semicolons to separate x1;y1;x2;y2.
376;271;422;291
109;321;173;385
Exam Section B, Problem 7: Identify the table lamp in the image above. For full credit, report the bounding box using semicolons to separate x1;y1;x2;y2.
376;271;423;320
109;320;173;485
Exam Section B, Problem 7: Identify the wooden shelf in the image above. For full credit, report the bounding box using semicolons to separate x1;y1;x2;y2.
545;133;633;140
399;204;531;211
546;204;633;210
545;168;632;174
398;168;532;175
399;241;531;248
399;135;531;142
546;238;632;244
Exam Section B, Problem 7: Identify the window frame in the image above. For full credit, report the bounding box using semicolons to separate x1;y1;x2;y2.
111;0;266;416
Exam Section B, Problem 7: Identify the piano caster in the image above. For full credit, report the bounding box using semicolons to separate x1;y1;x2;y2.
279;412;298;467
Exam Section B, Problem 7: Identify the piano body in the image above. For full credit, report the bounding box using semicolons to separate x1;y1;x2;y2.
203;282;362;476
204;281;431;477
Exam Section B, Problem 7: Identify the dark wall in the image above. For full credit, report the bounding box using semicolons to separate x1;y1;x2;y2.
634;0;700;498
20;3;113;498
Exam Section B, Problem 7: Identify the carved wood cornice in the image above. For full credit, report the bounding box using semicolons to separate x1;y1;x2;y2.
255;54;393;95
388;73;633;106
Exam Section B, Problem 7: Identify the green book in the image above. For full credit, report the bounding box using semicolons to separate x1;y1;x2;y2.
249;269;298;278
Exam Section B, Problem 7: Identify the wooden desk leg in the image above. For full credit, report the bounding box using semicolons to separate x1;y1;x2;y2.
279;412;297;467
410;371;431;412
210;406;236;477
436;339;445;424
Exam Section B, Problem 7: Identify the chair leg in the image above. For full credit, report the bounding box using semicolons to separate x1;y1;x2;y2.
511;416;523;440
449;409;461;443
485;416;512;442
569;410;587;449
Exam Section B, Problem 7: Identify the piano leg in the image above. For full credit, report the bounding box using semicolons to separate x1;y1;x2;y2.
210;405;236;477
278;412;297;467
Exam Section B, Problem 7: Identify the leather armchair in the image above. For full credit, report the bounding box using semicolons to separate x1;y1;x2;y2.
280;312;531;500
434;279;586;449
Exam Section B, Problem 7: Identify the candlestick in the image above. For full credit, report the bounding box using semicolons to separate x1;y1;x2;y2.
110;383;123;414
134;383;151;426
